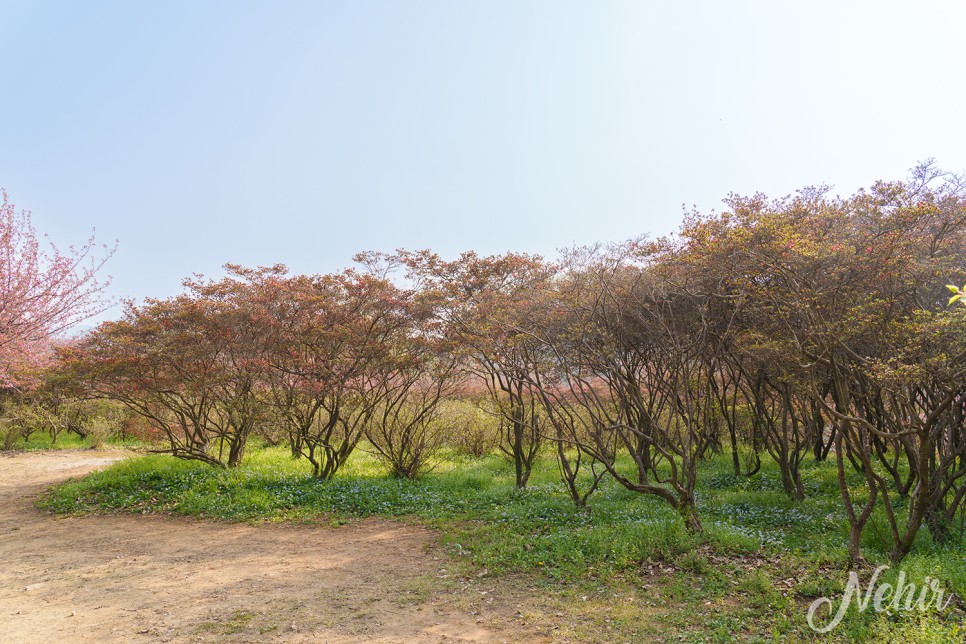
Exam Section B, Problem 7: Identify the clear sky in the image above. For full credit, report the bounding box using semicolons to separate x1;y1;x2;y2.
2;1;965;321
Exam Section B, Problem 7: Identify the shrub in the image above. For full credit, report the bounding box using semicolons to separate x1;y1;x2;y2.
437;398;499;457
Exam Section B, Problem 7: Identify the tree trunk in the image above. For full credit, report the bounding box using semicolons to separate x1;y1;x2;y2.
678;499;703;534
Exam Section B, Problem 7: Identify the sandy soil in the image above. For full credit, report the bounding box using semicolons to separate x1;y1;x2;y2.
0;450;548;643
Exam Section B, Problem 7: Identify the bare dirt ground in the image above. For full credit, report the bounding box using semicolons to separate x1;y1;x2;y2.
0;450;552;643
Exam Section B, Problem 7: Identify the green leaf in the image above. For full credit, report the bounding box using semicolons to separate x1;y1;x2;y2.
949;294;962;305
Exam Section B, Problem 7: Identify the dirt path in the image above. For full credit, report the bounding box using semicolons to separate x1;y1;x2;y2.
0;451;547;643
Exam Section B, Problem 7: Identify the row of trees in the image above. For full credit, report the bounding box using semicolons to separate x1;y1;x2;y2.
21;163;966;566
59;264;461;478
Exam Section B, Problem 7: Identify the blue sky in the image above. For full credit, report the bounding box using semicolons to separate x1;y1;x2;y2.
2;1;965;321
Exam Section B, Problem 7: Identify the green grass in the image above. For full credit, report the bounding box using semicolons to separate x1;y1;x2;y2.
43;446;966;641
1;430;146;451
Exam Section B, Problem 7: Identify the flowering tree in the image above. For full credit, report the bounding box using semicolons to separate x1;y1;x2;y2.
0;190;114;388
265;270;424;479
64;266;282;468
398;250;552;488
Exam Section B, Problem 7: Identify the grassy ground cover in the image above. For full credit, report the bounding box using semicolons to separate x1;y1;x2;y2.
44;446;966;641
3;431;145;451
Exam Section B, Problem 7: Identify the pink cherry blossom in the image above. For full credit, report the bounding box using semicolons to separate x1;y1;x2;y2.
0;190;114;389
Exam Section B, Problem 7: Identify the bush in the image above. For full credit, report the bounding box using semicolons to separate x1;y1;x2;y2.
83;416;114;449
0;401;44;449
437;398;499;457
366;402;448;480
